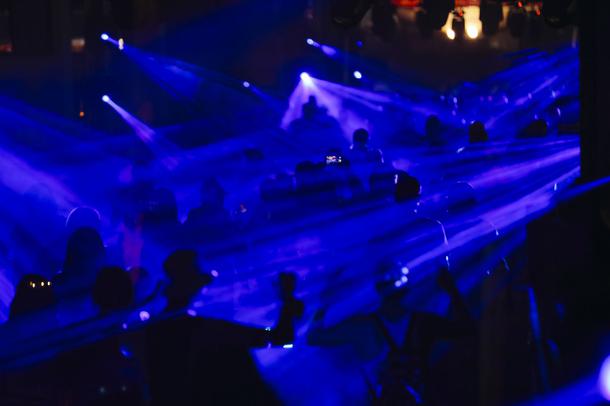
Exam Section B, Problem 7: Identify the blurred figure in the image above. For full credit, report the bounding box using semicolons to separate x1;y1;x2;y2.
468;121;489;144
53;227;106;299
9;274;54;320
272;272;305;345
57;265;146;406
302;95;320;120
92;266;134;314
394;171;422;204
424;115;445;146
347;129;384;166
147;250;302;405
347;129;385;192
519;118;549;138
184;178;233;243
288;96;347;155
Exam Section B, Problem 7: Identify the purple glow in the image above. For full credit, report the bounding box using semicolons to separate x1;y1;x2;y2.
600;356;610;401
242;81;251;88
101;95;110;103
139;311;150;322
320;45;337;57
100;33;109;41
353;71;363;80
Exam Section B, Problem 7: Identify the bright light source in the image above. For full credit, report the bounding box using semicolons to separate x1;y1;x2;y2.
306;38;315;46
242;81;251;88
465;23;479;39
139;310;150;322
599;356;610;401
118;38;125;51
446;29;456;40
300;72;313;86
101;95;110;103
100;33;109;41
353;70;363;80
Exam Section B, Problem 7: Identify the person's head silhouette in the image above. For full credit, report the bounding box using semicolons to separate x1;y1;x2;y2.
163;250;213;310
468;121;489;143
425;115;443;145
302;96;319;120
63;227;106;276
92;266;134;314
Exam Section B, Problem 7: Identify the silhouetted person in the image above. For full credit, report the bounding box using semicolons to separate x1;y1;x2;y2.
469;121;489;144
394;171;422;203
288;96;347;155
347;128;384;165
147;250;301;405
9;274;54;320
519;118;549;138
57;265;146;406
272;272;305;345
184;178;233;243
53;227;106;299
92;266;134;314
425;115;445;146
302;95;319;120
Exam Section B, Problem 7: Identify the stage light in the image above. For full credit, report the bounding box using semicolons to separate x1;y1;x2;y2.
306;38;315;46
211;270;219;277
353;70;363;80
283;344;294;349
139;310;150;321
100;33;109;41
118;38;125;51
242;81;251;88
465;22;480;39
102;95;110;103
446;28;456;40
599;356;610;401
356;40;363;48
401;266;409;275
300;72;313;86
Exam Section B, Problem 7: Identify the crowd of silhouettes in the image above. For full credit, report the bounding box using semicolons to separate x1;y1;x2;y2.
0;100;576;406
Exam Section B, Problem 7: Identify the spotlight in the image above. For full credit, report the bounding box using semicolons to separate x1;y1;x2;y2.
306;38;315;46
465;22;480;39
353;70;363;80
600;356;610;401
300;72;313;86
242;81;251;88
100;33;109;41
446;28;456;40
102;95;110;103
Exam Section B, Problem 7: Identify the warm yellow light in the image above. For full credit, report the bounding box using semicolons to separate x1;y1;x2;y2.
465;22;479;39
446;28;456;40
118;38;125;51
